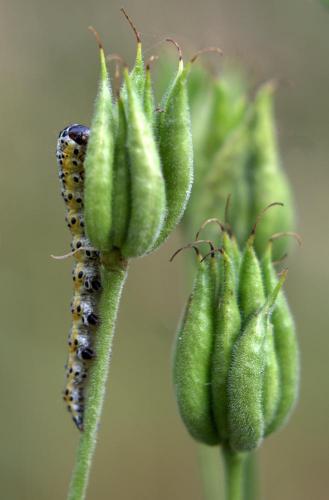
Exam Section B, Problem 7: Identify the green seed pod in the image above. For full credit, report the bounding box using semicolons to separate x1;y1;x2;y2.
228;272;286;451
262;242;299;434
228;306;267;451
143;62;155;126
154;56;193;248
185;120;250;246
262;321;280;433
248;83;295;259
129;42;145;98
121;68;166;258
111;97;130;249
238;234;265;323
222;231;241;290
202;69;247;164
84;36;114;251
172;248;219;445
212;247;241;441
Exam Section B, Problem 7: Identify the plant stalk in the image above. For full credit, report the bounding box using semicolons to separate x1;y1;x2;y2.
198;445;223;500
67;252;128;500
222;446;247;500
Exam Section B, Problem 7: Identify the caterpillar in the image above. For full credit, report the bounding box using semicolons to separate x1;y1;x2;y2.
56;124;101;431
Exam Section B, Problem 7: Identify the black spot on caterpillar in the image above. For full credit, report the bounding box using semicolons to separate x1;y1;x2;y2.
56;124;101;431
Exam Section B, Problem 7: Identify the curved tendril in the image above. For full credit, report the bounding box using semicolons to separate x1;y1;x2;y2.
200;247;222;263
190;46;223;63
88;26;104;50
165;38;183;60
272;253;288;266
269;231;302;246
120;8;141;43
249;202;284;239
170;244;200;262
195;218;225;241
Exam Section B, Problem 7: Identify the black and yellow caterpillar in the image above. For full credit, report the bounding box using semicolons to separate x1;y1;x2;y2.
56;124;101;430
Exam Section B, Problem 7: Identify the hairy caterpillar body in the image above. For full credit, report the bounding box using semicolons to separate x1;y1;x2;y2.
56;124;101;431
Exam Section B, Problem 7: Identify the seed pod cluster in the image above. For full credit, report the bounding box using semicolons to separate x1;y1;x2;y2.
82;28;193;260
56;22;194;430
183;67;295;260
172;213;299;452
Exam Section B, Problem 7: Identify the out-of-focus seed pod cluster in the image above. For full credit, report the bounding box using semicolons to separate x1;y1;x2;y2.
172;212;299;452
183;65;295;260
84;24;193;260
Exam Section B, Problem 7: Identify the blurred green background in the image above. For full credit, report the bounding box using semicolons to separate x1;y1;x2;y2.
1;0;328;498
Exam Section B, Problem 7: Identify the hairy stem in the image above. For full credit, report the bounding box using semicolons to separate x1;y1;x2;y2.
222;447;247;500
67;252;128;500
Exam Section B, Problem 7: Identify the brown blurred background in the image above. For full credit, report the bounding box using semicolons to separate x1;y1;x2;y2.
0;0;328;499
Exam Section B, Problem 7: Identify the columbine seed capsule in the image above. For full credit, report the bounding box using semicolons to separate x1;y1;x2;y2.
111;97;130;249
154;50;193;248
228;272;287;452
212;245;241;441
121;68;166;258
143;62;155;126
238;234;265;323
262;321;280;434
262;241;299;434
238;203;282;323
228;305;268;451
248;83;295;258
172;247;219;445
84;31;114;251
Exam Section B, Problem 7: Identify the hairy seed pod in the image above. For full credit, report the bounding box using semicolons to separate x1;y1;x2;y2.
228;273;287;451
154;59;193;248
84;45;114;251
228;306;267;451
262;243;299;434
248;83;295;259
212;247;241;441
111;98;130;248
143;64;155;127
238;235;265;324
222;231;241;290
130;42;145;98
121;68;166;258
186;121;250;246
203;70;247;166
173;254;219;445
262;321;280;434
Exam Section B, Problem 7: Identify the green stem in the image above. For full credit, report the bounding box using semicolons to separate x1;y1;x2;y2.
198;445;222;500
244;451;258;500
222;447;247;500
67;252;128;500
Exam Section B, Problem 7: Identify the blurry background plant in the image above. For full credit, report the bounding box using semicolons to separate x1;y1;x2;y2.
0;1;328;499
